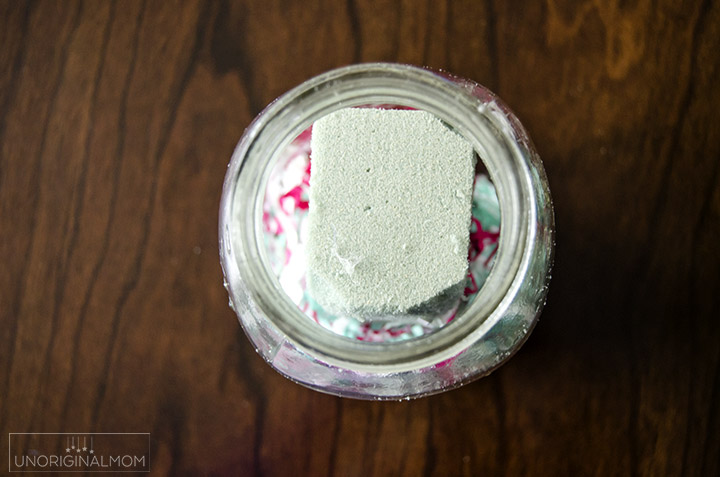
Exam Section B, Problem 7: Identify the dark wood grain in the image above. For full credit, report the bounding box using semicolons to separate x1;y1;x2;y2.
1;0;719;475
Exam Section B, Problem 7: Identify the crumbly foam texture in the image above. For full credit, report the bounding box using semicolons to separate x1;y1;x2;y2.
306;108;475;318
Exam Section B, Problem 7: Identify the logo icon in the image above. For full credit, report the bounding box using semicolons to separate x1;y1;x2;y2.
9;433;150;473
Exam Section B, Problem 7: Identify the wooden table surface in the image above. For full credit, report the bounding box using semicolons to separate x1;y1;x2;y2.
2;0;719;475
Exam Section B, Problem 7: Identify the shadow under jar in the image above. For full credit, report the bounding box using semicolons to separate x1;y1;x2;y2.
219;63;554;400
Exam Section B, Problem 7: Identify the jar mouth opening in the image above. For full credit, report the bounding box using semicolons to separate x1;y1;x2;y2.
220;63;536;372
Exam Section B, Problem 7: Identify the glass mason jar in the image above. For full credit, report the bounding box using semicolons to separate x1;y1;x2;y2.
219;63;554;400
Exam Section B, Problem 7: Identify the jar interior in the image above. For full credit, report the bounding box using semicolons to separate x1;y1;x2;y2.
260;104;501;343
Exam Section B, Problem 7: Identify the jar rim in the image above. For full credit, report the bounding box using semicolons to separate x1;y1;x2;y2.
220;63;539;373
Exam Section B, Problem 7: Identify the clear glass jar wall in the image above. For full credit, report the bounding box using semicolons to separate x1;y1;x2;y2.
219;63;554;400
